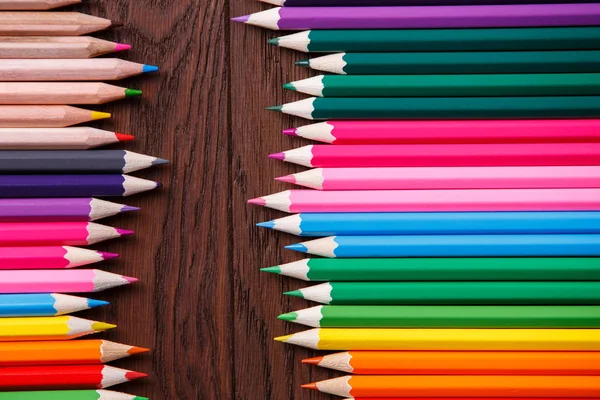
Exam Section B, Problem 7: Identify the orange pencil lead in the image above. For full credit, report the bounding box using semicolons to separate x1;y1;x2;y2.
302;356;323;365
128;346;150;355
302;383;319;390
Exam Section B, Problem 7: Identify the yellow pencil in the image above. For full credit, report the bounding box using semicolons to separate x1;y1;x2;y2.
0;316;115;341
275;328;600;351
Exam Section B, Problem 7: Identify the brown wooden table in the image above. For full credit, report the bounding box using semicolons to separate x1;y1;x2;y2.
70;1;337;398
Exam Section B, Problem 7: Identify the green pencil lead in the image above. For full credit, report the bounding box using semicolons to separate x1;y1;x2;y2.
296;60;310;67
125;88;143;97
134;397;150;400
266;105;283;112
284;290;304;298
283;83;296;91
261;266;282;275
268;38;280;45
278;312;299;322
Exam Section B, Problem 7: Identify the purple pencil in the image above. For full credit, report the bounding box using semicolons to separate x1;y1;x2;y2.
0;175;160;198
262;0;600;6
233;4;600;30
0;198;138;222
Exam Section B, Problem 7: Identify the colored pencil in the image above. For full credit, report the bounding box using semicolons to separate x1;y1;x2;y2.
0;198;137;222
0;316;114;341
0;150;167;173
249;189;600;213
285;282;600;305
277;167;600;190
271;144;600;168
267;96;600;120
285;120;600;145
0;222;133;246
0;83;141;105
0;391;147;400
233;4;600;30
297;52;600;75
0;270;137;294
0;37;130;59
0;246;117;270
270;27;600;53
262;212;600;236
286;234;600;258
0;59;158;81
0;365;146;390
0;106;110;128
0;293;108;317
280;305;600;328
0;340;149;366
342;399;598;400
265;0;600;5
0;0;81;10
0;127;133;150
302;375;600;398
0;175;161;198
275;328;600;350
265;257;600;282
0;12;118;36
304;351;600;375
286;74;600;97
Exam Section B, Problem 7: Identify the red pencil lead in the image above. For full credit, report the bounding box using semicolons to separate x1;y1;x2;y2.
301;383;319;390
302;357;323;365
115;133;135;142
125;371;148;381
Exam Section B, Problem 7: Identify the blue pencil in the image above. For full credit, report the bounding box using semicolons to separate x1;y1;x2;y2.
259;211;600;237
0;293;108;317
286;234;600;258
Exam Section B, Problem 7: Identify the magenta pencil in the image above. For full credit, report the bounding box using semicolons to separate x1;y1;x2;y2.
248;189;600;213
0;222;133;246
0;246;117;270
0;269;137;293
270;143;600;168
286;120;600;145
277;166;600;190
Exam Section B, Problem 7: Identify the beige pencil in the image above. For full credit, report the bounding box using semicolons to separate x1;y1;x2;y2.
0;0;81;10
0;127;134;149
0;59;159;81
0;37;131;59
0;12;116;36
0;106;110;128
0;83;142;105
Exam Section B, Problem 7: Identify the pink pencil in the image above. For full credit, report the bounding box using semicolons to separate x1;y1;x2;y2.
0;269;137;293
277;166;600;191
270;143;600;168
248;189;600;213
0;222;132;246
0;246;117;270
286;120;600;145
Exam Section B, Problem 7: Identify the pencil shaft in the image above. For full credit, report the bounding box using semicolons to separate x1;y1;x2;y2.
0;391;142;400
0;83;135;104
0;106;108;128
0;246;109;270
0;59;148;81
0;128;122;149
0;0;81;10
278;0;600;5
0;222;125;246
0;12;112;36
0;37;125;59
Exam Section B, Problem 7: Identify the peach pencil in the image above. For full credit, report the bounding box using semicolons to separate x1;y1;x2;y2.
0;37;131;59
0;12;118;36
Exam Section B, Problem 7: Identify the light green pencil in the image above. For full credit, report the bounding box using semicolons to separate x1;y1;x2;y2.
0;390;147;400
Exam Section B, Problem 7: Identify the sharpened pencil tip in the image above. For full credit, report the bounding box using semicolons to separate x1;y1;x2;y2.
285;244;308;253
232;15;250;23
121;206;140;213
268;38;280;45
269;152;285;160
125;371;148;381
274;334;292;342
283;83;296;91
111;21;124;28
133;397;149;400
124;276;138;283
91;111;111;121
302;383;319;390
261;266;281;274
248;197;266;206
92;322;116;332
128;346;150;355
302;356;323;365
115;133;135;142
116;228;134;236
155;182;163;189
257;221;276;229
152;158;170;166
282;128;297;136
87;299;109;309
278;312;298;322
143;65;159;73
125;89;142;98
99;251;119;260
275;174;296;184
266;105;283;112
114;43;131;52
296;60;310;67
283;290;304;298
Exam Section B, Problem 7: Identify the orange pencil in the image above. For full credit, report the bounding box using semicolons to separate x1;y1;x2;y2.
0;340;148;366
304;351;600;375
304;375;600;397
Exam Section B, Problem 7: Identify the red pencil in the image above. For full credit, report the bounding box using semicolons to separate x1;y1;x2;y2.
0;365;147;390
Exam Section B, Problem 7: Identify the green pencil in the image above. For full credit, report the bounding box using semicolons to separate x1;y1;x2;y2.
297;51;600;75
285;282;600;305
270;27;600;53
0;390;147;400
284;74;600;98
267;96;600;120
278;305;600;328
262;258;600;282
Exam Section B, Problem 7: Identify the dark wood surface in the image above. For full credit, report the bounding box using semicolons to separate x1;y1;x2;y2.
68;1;336;399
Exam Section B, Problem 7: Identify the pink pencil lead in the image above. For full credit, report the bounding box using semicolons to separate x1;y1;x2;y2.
114;43;132;52
99;251;119;260
275;175;296;184
116;228;134;236
283;128;298;136
124;276;138;283
247;197;266;206
269;152;285;161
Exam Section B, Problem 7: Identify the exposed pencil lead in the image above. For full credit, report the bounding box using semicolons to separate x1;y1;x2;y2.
232;15;250;23
296;60;310;67
260;266;281;274
268;38;280;45
282;128;298;136
283;290;304;298
283;83;296;91
302;356;323;365
143;65;159;73
269;152;285;160
266;105;283;112
302;383;319;390
278;312;298;321
256;221;275;229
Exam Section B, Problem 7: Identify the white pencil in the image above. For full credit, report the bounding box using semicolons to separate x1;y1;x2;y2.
0;127;133;149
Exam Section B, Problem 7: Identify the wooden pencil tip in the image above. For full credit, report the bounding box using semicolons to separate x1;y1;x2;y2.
111;21;124;28
302;383;319;390
302;356;323;365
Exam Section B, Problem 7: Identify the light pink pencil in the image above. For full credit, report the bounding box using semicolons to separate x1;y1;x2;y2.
0;269;137;293
248;189;600;213
277;166;600;190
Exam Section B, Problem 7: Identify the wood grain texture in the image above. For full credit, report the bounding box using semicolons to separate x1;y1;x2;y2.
60;0;336;398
